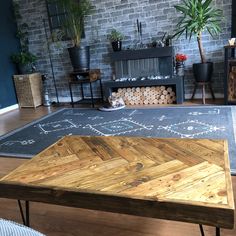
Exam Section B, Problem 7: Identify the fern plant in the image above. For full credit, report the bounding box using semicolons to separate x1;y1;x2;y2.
174;0;222;63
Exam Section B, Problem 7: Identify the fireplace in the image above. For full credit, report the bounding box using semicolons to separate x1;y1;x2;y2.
104;46;184;105
110;47;174;79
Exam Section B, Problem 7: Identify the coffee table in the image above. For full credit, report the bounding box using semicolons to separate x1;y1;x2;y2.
0;136;234;235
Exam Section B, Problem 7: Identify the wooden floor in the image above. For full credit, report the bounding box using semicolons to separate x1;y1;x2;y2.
0;101;235;236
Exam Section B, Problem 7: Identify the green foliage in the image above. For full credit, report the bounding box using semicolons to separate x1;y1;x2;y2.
11;52;37;65
174;0;223;63
107;29;124;42
11;2;36;66
56;0;93;47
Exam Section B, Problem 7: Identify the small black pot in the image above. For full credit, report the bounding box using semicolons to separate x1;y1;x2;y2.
17;63;32;74
68;46;90;72
111;41;122;51
193;62;213;82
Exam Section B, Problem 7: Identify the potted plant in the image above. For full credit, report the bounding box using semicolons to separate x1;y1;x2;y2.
107;29;124;51
57;0;92;72
174;0;222;82
11;52;37;74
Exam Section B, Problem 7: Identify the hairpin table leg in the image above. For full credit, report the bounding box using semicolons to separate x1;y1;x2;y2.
17;200;30;227
199;224;205;236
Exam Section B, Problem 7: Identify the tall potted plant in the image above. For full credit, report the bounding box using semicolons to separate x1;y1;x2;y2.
174;0;222;82
57;0;92;71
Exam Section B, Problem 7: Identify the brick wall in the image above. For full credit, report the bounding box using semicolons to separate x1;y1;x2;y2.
14;0;232;102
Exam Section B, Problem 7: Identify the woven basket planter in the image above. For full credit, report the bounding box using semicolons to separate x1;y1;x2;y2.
13;73;43;108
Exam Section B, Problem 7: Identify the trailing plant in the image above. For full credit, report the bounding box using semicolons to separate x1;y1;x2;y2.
174;0;222;63
56;0;93;47
107;29;124;42
11;2;36;66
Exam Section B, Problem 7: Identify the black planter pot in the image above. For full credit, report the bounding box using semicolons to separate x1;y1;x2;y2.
68;46;90;72
16;63;32;74
111;41;122;51
192;62;213;82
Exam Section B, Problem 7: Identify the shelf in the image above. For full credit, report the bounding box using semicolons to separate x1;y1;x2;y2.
110;46;174;62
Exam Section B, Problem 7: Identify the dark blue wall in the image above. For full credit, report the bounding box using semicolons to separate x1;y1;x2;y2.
0;0;19;109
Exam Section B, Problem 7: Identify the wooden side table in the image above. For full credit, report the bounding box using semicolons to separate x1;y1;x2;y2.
69;69;103;108
191;81;215;104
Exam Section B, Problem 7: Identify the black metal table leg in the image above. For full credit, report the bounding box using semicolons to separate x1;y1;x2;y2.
199;225;205;236
69;83;74;108
99;79;103;101
80;83;84;100
17;200;30;227
89;81;95;108
25;201;30;227
216;227;220;236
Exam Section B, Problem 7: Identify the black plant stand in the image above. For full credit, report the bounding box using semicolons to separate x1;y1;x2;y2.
191;81;215;104
69;69;103;108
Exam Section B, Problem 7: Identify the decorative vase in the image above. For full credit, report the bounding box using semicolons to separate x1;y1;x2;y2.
176;61;185;76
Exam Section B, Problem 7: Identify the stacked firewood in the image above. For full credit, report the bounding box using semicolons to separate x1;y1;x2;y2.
111;86;176;105
228;66;236;101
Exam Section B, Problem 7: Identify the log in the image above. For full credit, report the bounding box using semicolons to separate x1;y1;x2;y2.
162;90;168;95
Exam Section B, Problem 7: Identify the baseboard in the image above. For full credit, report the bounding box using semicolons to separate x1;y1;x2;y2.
0;104;19;115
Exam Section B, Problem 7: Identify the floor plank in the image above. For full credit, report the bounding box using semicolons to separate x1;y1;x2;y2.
0;102;235;236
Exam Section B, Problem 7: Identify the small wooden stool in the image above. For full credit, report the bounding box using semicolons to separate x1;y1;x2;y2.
191;81;215;104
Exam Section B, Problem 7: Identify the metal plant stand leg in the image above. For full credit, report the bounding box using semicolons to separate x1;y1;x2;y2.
89;82;95;108
99;79;104;101
17;200;30;227
69;84;74;108
199;224;205;236
191;84;197;100
80;83;84;100
209;84;215;100
202;84;206;104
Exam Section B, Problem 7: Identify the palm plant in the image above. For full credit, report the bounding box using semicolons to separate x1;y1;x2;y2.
54;0;93;71
57;0;92;47
174;0;222;63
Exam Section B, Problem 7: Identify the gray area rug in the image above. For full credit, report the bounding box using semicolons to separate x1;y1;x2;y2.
0;106;235;174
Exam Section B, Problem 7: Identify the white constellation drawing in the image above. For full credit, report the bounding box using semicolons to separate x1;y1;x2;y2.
0;139;35;148
88;116;104;120
127;110;143;117
188;108;220;116
155;115;171;121
63;110;85;116
84;118;153;136
35;119;80;134
156;120;225;138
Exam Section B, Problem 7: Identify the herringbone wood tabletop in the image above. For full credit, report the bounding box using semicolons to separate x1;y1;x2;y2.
0;136;234;229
